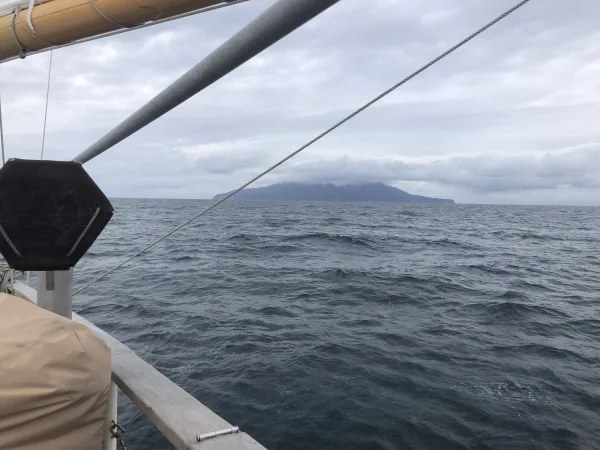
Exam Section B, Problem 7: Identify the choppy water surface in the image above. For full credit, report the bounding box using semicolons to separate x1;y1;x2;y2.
73;200;600;450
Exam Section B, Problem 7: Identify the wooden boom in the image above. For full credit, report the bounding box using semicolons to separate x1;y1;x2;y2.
0;0;229;62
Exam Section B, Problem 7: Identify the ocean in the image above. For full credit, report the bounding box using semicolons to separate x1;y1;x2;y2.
72;199;600;450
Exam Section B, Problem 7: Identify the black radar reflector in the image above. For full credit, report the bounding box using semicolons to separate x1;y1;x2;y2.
0;159;113;271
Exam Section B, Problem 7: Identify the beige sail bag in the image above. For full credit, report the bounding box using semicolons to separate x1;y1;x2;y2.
0;293;111;450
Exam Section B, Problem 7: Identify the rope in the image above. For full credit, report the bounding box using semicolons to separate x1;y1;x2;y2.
40;50;52;159
73;0;533;296
1;0;249;64
0;223;22;257
88;0;128;28
67;207;100;256
10;8;29;58
26;0;36;33
0;89;5;166
16;5;57;47
0;265;14;294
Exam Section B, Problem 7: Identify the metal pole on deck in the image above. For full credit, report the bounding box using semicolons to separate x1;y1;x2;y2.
104;383;118;450
37;270;73;319
73;0;340;164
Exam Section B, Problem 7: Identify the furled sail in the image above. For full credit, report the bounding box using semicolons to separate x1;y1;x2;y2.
0;0;233;62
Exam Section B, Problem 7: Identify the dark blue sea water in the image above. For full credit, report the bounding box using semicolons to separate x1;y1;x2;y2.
72;200;600;450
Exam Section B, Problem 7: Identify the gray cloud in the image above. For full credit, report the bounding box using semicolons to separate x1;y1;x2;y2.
274;143;600;192
0;0;599;204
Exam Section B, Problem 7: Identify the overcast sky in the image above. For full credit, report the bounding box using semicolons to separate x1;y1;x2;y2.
1;0;599;205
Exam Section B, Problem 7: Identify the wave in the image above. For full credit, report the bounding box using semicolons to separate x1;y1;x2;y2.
492;343;596;365
257;306;298;318
265;218;302;227
562;318;600;337
173;255;195;261
228;233;257;241
464;301;568;322
513;280;553;292
391;274;476;297
496;290;530;301
283;232;376;248
85;250;122;257
520;232;565;241
372;331;417;347
425;237;475;249
258;244;299;253
467;264;512;275
324;268;348;278
452;380;552;406
323;217;346;224
490;301;567;320
337;318;381;327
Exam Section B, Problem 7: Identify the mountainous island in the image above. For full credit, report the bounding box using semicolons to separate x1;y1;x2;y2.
213;183;455;204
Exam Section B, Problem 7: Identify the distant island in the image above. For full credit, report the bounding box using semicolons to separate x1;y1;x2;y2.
213;183;455;204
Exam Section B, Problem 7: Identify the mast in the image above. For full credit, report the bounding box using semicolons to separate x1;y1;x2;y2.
74;0;340;164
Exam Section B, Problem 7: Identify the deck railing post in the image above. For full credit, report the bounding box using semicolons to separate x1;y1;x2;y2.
36;269;73;319
104;383;118;450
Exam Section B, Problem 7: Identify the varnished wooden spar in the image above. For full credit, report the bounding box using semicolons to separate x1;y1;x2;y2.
12;281;266;450
0;0;228;62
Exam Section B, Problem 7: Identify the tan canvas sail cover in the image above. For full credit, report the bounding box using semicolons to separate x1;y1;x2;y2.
0;293;111;450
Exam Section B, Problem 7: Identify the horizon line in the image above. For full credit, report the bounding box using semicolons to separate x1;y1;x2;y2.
105;197;600;208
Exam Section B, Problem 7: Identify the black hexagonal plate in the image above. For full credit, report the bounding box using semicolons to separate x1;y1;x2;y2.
0;159;113;271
